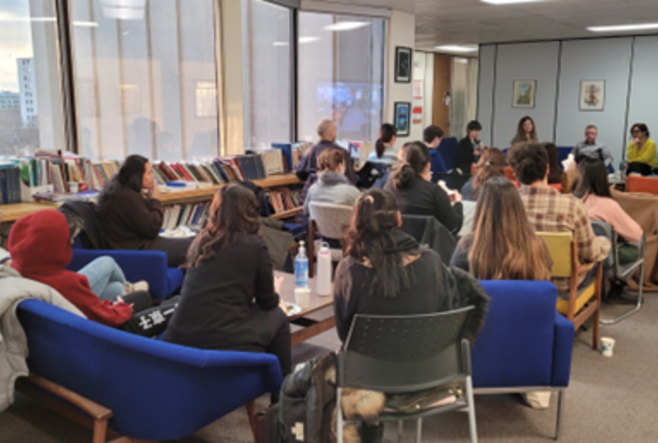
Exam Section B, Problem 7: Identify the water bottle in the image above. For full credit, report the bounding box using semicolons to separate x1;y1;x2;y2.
294;241;309;288
316;242;332;296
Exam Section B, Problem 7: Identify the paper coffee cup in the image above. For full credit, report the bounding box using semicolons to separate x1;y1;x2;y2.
294;287;310;309
68;182;79;193
601;337;615;357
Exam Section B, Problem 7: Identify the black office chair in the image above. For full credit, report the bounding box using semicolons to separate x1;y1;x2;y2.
336;307;478;443
591;221;646;324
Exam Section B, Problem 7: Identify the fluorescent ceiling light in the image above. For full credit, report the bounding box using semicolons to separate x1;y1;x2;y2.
299;36;320;44
103;6;144;20
323;22;370;32
455;58;469;64
273;36;320;46
481;0;543;4
434;45;478;52
73;21;99;27
588;23;658;32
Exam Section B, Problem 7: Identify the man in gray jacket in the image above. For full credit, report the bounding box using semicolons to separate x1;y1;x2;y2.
572;125;613;167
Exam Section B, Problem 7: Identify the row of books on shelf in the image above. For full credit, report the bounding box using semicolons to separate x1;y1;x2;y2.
265;187;301;214
162;201;210;231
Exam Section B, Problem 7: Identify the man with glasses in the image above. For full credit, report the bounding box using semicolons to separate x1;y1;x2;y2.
572;125;613;167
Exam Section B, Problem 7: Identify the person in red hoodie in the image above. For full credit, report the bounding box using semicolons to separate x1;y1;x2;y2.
9;210;177;336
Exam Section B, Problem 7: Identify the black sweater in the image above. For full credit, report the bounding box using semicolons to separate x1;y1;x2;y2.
333;232;489;343
384;176;464;234
457;137;476;174
163;233;280;351
100;188;163;250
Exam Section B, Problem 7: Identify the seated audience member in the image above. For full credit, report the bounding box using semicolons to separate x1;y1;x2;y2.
510;116;538;146
9;211;177;336
424;125;448;181
164;185;291;378
98;154;192;267
626;123;657;175
573;125;613;167
384;142;464;234
303;148;361;216
508;142;610;292
544;143;572;193
367;123;398;165
333;188;489;343
457;120;485;174
461;148;506;201
451;177;552;279
295;118;357;184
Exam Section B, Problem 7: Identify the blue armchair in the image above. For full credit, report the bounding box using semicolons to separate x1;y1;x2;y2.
472;280;574;440
16;299;282;441
69;237;184;299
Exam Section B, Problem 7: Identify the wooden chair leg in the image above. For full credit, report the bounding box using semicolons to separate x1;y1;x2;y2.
246;400;258;440
93;418;109;443
593;264;603;350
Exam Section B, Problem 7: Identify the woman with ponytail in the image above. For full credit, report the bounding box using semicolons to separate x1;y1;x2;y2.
334;187;488;340
367;123;398;165
384;141;464;234
164;184;291;378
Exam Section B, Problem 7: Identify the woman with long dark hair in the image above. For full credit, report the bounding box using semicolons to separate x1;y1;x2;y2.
461;147;506;201
164;184;291;376
384;141;463;234
511;116;538;146
574;157;642;244
451;177;552;280
334;188;488;343
367;123;398;165
97;154;192;267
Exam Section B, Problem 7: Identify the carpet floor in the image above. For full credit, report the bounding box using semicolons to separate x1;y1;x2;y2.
2;293;657;443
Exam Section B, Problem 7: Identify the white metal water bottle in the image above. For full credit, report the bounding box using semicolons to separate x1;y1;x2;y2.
316;242;332;296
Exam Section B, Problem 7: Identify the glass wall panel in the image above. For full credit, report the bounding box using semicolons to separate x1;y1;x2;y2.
298;12;385;143
243;0;292;148
70;0;221;161
0;0;67;155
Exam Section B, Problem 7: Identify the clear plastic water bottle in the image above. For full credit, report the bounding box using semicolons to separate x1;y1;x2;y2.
294;241;309;288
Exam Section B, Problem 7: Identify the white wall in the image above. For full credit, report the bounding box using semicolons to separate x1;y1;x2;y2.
477;45;495;147
626;35;658;160
409;51;434;143
494;42;560;148
555;38;632;162
478;36;656;164
385;10;415;149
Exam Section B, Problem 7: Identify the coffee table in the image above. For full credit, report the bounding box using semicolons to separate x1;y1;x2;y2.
276;272;335;346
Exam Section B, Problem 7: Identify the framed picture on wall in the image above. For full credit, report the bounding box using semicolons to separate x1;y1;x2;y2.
394;101;411;136
512;80;536;108
579;80;605;111
395;47;413;83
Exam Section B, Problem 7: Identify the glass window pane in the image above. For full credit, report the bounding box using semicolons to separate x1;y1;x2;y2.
70;0;221;161
243;0;292;148
0;0;67;156
298;12;385;143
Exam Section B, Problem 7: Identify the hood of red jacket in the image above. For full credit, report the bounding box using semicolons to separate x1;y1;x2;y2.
9;210;72;277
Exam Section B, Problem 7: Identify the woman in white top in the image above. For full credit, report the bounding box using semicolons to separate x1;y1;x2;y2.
368;123;398;166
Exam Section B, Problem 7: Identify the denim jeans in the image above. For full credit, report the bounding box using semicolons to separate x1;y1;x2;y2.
78;256;126;301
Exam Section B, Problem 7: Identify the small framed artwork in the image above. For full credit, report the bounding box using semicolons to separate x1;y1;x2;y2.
580;80;605;111
512;80;536;108
394;102;411;137
395;47;413;83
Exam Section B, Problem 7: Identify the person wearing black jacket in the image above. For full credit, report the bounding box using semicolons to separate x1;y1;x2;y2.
334;188;488;344
97;155;192;267
295;118;357;184
456;120;484;174
163;184;291;378
384;141;464;234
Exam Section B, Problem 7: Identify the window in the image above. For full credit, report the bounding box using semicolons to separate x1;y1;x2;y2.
70;0;223;161
298;12;385;143
243;0;292;148
0;0;66;156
